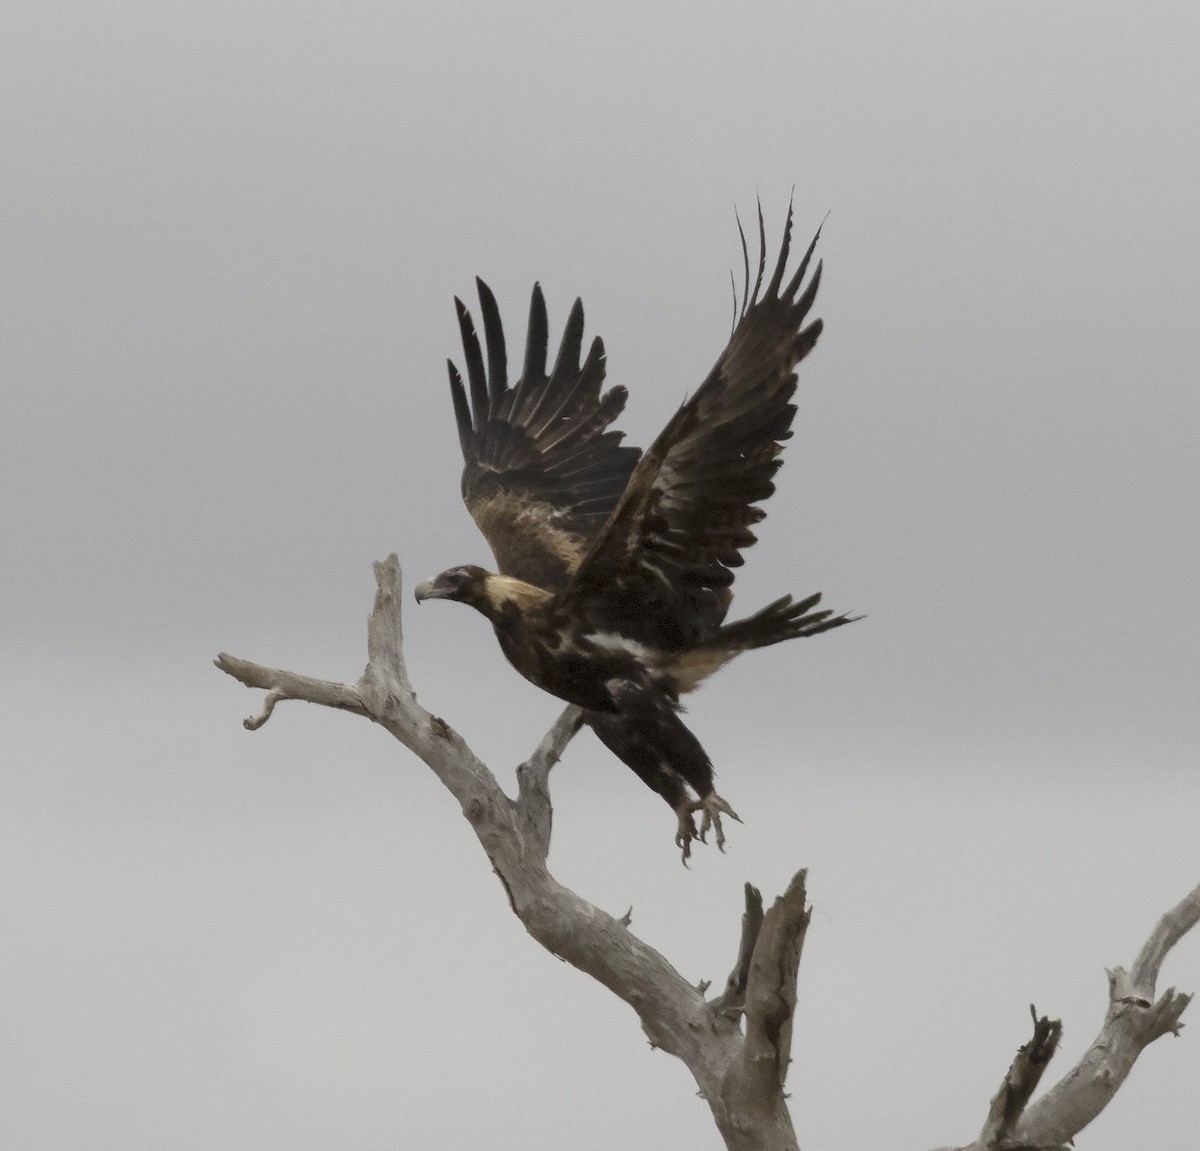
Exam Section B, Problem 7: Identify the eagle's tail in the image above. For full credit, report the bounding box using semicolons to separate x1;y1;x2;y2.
718;591;856;649
671;592;858;692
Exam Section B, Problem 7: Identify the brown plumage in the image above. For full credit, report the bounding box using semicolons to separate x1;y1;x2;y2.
416;203;856;860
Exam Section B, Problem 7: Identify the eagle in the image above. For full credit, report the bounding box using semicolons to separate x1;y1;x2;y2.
415;204;855;860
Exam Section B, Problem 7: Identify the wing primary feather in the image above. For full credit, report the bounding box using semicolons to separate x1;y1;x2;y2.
474;278;508;401
528;298;592;439
580;335;606;387
455;297;490;432
538;379;624;456
570;337;608;424
524;296;586;436
530;326;606;443
764;199;794;300
520;283;549;392
784;226;823;302
749;199;768;307
550;298;585;387
736;208;751;320
793;261;824;322
447;360;474;459
791;317;823;365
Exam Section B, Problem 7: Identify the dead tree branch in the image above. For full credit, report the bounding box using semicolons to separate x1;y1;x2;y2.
712;884;766;1019
933;881;1200;1151
217;556;1196;1151
217;556;804;1149
976;1006;1063;1150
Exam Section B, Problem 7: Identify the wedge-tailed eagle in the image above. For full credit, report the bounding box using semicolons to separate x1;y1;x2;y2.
416;204;854;860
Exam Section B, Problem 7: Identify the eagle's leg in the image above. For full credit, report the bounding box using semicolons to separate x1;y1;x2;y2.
589;686;740;862
674;792;741;862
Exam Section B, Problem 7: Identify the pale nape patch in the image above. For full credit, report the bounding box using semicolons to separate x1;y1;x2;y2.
480;572;555;613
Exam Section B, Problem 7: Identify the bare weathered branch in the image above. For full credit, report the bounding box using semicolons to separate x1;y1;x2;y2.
364;554;410;693
515;705;583;856
213;654;367;727
217;559;506;825
703;871;810;1150
1126;880;1200;1004
1011;880;1200;1148
742;870;811;1100
935;880;1200;1151
977;1007;1062;1149
711;883;765;1019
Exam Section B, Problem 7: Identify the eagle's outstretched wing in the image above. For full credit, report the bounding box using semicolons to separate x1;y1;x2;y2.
448;280;641;592
563;204;824;646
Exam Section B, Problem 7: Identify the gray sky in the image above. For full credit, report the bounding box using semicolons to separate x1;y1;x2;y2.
3;3;1198;1148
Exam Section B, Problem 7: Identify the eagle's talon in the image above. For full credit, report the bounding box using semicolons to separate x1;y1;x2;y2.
677;793;739;861
676;807;699;864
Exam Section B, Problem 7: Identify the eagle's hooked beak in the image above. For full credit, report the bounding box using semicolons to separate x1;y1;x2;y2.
414;574;455;603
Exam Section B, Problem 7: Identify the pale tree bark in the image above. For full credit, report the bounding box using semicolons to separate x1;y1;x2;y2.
216;556;1198;1150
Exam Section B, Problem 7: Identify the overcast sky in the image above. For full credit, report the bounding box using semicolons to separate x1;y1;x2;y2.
3;4;1198;1149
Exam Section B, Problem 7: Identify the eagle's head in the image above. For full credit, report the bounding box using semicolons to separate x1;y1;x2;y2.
415;566;553;623
413;564;489;606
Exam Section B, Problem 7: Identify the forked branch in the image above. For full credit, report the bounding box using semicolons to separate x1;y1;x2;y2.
933;881;1200;1151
